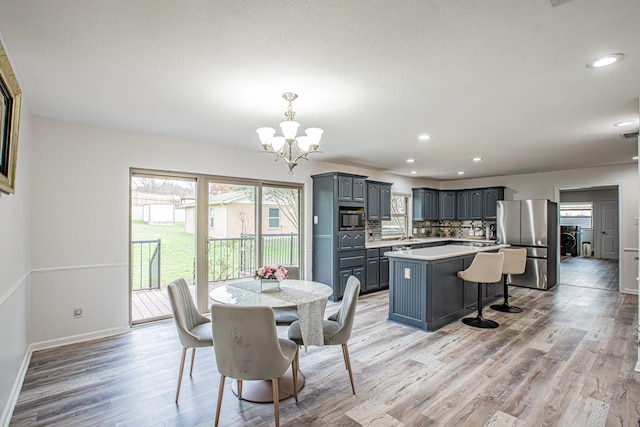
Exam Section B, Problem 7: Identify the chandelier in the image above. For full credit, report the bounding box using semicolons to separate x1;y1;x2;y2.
256;92;324;174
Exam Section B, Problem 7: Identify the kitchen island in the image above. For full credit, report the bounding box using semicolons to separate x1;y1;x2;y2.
385;243;509;331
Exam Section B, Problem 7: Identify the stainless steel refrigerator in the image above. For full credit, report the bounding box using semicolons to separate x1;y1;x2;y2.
496;200;558;290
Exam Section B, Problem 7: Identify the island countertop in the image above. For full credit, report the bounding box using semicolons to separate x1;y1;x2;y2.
384;243;510;261
366;237;497;249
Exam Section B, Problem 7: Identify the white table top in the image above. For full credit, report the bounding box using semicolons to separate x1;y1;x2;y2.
210;279;333;347
210;279;333;308
384;243;510;261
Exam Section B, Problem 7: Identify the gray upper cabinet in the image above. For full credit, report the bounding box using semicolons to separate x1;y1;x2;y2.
439;191;456;220
338;175;366;204
413;186;503;222
412;188;439;221
367;180;392;221
483;187;505;220
456;191;469;220
380;183;391;220
469;189;484;220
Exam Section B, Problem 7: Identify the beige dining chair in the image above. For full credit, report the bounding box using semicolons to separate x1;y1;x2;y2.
287;275;361;394
211;305;299;427
457;252;505;329
490;248;527;313
167;278;213;403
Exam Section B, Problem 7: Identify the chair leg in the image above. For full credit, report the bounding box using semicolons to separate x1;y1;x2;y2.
175;347;187;403
272;378;280;427
214;375;225;427
342;343;356;394
237;380;243;399
491;275;523;313
189;347;196;376
462;284;499;329
292;347;299;403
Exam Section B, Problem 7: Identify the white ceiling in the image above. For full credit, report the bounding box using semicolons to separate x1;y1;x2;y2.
0;0;638;180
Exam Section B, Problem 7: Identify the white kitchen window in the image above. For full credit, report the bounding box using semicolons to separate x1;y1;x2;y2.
559;202;593;229
381;194;408;237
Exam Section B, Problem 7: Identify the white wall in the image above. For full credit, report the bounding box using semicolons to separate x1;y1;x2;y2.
440;164;639;293
0;105;32;425
29;117;424;345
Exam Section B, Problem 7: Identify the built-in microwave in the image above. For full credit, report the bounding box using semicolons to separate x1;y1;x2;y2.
339;208;365;230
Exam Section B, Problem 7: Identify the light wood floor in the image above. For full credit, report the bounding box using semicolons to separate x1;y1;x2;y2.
560;256;619;291
10;284;640;427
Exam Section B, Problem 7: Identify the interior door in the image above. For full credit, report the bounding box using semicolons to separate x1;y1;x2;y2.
600;200;618;260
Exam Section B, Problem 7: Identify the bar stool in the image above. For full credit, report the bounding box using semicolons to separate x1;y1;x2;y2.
457;252;505;329
491;248;527;313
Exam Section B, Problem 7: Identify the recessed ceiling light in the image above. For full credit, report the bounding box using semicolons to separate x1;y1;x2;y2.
614;121;635;127
410;171;418;175
633;156;639;161
418;135;430;141
471;157;482;162
457;171;465;175
586;53;625;69
406;158;415;163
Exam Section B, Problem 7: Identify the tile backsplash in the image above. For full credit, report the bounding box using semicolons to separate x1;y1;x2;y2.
365;219;495;241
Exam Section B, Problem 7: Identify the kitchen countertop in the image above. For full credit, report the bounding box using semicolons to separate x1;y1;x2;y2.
366;237;497;249
383;243;510;261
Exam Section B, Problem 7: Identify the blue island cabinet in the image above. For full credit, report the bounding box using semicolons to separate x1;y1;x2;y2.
388;254;500;331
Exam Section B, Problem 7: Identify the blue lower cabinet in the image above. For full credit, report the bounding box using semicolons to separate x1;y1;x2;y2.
388;253;501;331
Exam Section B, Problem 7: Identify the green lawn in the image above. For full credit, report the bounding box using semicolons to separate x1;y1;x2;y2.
131;220;195;289
131;220;299;290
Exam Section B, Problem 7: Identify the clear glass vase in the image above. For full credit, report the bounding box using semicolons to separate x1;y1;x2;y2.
260;279;280;293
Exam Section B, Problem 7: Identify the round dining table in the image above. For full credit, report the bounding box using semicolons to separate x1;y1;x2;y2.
210;278;333;403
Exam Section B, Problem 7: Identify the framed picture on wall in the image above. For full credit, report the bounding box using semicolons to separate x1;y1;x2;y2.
0;38;22;194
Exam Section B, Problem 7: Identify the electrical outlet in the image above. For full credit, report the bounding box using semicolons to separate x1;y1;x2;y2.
404;268;411;279
73;307;83;319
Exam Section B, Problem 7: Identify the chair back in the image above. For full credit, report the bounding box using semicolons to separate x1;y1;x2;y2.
326;276;361;345
459;252;505;284
167;278;209;347
284;266;300;280
499;248;527;275
211;305;292;380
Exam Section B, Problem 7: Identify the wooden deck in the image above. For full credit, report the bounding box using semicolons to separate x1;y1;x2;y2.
131;280;241;323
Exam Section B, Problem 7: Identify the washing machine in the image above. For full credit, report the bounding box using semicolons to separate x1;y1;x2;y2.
560;225;581;256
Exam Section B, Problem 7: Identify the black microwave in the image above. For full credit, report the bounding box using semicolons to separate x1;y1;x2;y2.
339;209;365;230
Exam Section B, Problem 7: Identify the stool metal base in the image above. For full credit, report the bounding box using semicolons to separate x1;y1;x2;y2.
490;303;523;313
462;316;499;329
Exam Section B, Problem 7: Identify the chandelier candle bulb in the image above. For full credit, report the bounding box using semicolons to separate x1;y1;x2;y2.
257;92;323;174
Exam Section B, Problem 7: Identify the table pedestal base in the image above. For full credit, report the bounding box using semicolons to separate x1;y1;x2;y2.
231;367;305;403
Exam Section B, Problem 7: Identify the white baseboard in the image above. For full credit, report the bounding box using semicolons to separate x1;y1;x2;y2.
30;326;131;352
0;344;33;427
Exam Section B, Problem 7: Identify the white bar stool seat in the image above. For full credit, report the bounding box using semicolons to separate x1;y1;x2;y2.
457;252;505;329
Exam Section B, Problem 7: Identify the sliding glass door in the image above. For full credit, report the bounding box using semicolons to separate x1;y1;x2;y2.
130;173;197;323
130;170;303;323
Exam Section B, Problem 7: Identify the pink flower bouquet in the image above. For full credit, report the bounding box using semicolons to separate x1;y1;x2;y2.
255;265;288;282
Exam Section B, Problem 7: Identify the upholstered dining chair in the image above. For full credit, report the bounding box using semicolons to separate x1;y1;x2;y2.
457;252;505;329
273;265;300;326
490;248;527;313
211;305;299;427
167;278;213;403
287;275;361;394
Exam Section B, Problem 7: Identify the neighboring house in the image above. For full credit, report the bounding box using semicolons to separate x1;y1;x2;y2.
184;191;297;238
